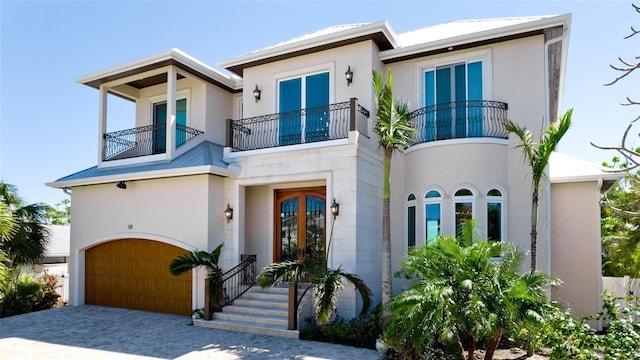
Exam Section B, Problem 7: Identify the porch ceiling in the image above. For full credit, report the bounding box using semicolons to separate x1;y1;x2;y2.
127;72;186;89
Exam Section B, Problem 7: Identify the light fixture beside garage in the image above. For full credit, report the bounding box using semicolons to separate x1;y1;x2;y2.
116;181;127;190
224;203;233;223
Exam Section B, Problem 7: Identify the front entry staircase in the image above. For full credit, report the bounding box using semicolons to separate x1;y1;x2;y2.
193;285;309;338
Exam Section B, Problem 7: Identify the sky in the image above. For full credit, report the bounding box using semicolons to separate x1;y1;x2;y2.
0;0;638;206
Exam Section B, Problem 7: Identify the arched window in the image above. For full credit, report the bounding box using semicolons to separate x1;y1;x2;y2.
453;188;475;237
407;194;417;249
486;188;504;243
424;190;442;246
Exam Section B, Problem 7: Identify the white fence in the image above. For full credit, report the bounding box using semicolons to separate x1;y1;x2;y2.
602;276;640;309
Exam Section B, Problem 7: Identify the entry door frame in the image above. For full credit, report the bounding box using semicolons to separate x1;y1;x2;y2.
273;186;326;263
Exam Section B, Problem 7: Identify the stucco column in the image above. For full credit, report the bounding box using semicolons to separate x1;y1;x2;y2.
166;66;177;160
98;85;108;167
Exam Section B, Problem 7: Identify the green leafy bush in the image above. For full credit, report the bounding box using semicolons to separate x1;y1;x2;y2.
300;304;382;349
0;272;61;318
535;291;640;359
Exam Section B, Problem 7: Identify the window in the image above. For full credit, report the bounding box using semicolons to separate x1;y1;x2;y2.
424;61;483;140
278;72;330;145
407;194;416;249
424;190;442;246
453;188;474;238
486;188;504;243
152;97;188;153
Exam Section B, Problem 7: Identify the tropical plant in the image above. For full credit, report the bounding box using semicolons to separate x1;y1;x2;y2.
504;109;572;272
0;182;50;268
257;217;372;325
384;225;558;360
169;243;224;317
0;272;61;318
372;69;416;310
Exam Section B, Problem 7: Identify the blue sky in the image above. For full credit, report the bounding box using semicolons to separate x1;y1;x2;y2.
1;0;638;206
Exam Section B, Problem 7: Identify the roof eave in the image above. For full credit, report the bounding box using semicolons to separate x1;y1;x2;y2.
218;21;398;76
380;14;572;62
76;49;241;92
46;164;241;189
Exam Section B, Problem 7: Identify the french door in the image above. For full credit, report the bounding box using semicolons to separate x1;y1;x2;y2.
153;98;187;154
278;72;329;146
274;187;326;262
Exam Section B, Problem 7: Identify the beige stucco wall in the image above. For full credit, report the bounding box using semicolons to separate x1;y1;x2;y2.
68;174;226;310
550;181;602;327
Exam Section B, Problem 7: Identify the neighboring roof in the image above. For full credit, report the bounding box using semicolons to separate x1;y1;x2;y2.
47;141;240;188
45;225;70;257
76;48;241;93
380;14;571;63
218;21;398;77
549;152;623;193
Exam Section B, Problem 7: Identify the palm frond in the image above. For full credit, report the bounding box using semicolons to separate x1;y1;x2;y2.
339;269;373;318
256;260;306;288
168;244;223;277
314;269;342;324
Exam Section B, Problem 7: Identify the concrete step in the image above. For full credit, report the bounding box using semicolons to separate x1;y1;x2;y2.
194;318;299;339
233;298;289;309
222;304;288;317
241;291;289;302
213;311;287;327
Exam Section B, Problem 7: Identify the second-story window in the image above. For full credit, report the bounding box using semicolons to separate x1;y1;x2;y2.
424;61;482;140
152;97;187;153
278;72;329;146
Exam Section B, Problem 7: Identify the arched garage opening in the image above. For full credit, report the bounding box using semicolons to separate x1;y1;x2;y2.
85;238;191;315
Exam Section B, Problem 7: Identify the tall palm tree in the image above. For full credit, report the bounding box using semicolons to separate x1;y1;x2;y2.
372;69;416;309
0;182;49;268
504;109;572;272
169;243;224;318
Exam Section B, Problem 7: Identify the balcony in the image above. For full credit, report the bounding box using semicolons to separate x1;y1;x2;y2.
407;100;509;146
226;98;370;152
103;123;204;161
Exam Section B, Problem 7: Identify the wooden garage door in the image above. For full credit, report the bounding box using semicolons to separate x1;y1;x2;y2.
85;239;191;315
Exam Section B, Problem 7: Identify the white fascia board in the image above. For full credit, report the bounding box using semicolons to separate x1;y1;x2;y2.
46;164;241;189
550;172;624;184
75;48;241;90
218;21;398;69
379;14;571;61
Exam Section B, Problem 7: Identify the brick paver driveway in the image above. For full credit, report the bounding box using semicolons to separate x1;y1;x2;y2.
0;305;379;359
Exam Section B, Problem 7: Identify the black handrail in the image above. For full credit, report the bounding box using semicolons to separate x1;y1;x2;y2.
220;254;257;307
407;100;508;145
227;98;369;151
103;123;204;161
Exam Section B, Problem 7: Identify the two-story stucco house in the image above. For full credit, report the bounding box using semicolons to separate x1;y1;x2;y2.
48;13;621;335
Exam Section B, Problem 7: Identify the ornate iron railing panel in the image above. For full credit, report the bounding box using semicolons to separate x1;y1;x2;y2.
103;123;203;161
221;254;257;307
228;99;370;152
407;100;509;146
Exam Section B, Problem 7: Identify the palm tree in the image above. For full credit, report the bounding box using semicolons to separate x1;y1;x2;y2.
372;69;416;309
257;218;372;325
0;182;49;268
504;109;572;272
169;243;223;319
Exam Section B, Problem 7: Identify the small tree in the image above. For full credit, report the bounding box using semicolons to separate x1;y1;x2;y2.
372;69;415;310
169;243;223;319
505;109;572;272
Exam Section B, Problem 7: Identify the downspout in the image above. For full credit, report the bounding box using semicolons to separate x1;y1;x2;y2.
596;178;604;331
544;32;566;276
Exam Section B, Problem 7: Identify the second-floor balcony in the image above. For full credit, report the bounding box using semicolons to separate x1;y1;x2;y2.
226;98;370;152
408;100;509;146
103;123;204;161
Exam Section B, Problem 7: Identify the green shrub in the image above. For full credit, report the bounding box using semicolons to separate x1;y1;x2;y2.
300;304;382;349
0;272;61;318
535;291;640;360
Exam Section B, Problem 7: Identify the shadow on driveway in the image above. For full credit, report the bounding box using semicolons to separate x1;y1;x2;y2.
0;305;379;359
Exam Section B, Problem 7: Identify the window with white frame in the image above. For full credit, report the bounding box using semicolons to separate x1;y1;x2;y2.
486;188;504;243
424;190;442;246
453;188;474;238
407;194;416;249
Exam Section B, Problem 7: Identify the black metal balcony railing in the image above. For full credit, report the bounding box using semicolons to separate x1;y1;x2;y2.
226;98;370;152
407;100;509;146
103;123;204;161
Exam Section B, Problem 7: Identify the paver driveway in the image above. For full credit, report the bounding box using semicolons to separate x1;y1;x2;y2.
0;305;379;359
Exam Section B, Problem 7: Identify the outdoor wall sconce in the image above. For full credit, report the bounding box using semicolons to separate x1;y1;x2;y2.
116;181;127;190
253;85;261;102
330;198;340;218
224;203;234;223
345;66;353;86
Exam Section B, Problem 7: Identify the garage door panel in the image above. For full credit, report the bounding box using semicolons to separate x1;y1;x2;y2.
85;239;192;315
